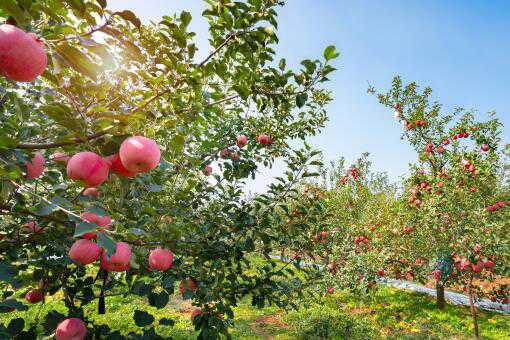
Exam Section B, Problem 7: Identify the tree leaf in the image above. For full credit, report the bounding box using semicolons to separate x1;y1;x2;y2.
323;45;340;61
55;43;100;80
159;318;175;326
133;310;154;327
7;318;24;336
0;262;21;288
74;221;97;237
296;93;308;108
148;291;169;309
97;232;116;257
115;10;141;29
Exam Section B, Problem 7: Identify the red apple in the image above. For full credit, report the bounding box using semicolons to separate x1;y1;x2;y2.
101;242;132;272
105;153;138;177
191;308;201;323
377;268;385;276
25;288;44;303
236;135;248;148
67;152;110;187
0;25;47;82
119;136;161;173
148;248;173;271
257;134;271;145
22;220;42;233
25;153;45;179
179;279;197;296
202;165;212;176
56;318;87;340
481;144;490;152
82;187;100;198
219;149;230;159
69;239;100;265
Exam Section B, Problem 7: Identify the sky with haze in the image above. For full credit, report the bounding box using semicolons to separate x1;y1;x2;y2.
109;0;510;193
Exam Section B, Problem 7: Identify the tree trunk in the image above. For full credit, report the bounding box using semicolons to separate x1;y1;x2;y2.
468;284;480;339
436;282;445;310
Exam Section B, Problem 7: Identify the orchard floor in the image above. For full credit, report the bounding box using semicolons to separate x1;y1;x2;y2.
2;286;509;339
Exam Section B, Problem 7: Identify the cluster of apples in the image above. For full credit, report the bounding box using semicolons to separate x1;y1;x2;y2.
339;166;360;185
201;133;270;176
0;24;47;82
486;200;510;213
354;235;370;246
24;136;160;187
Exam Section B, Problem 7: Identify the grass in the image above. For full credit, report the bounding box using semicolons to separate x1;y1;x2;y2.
2;285;509;339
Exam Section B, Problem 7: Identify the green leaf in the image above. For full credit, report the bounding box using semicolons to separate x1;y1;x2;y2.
44;311;66;334
55;43;100;80
7;318;24;336
148;291;169;309
296;93;308;108
0;262;21;288
97;232;116;257
0;299;27;313
74;221;97;237
133;310;154;327
0;0;27;25
323;45;340;61
115;10;141;29
0;135;17;149
179;11;192;29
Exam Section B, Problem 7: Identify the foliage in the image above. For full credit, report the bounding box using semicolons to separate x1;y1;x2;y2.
0;0;339;338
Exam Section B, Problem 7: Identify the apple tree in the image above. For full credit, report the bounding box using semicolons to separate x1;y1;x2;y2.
0;0;339;338
370;76;509;338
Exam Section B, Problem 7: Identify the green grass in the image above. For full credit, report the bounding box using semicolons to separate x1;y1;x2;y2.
2;286;509;339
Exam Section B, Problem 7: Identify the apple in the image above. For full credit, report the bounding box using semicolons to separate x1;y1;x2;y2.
377;268;385;277
51;152;70;163
148;248;173;271
481;144;490;152
202;165;212;176
105;153;138;177
473;244;481;253
437;146;444;154
101;242;132;272
442;139;450;145
483;260;494;270
25;288;44;303
236;135;248;148
219;149;230;159
230;152;240;161
55;318;87;340
82;187;100;198
25;153;45;179
119;136;161;173
67;152;110;187
22;220;42;233
257;134;271;145
69;239;100;265
437;182;444;188
432;269;441;280
403;226;413;234
0;25;47;82
327;287;334;294
80;212;111;239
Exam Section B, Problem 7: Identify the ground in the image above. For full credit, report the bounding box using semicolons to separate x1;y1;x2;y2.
2;285;509;339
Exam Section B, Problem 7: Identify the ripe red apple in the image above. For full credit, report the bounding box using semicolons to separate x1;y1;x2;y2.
67;152;110;187
442;139;450;145
25;288;44;303
377;268;385;276
22;220;42;233
0;25;47;82
69;239;100;265
148;248;173;271
437;146;444;154
471;261;483;274
320;231;328;238
179;279;197;296
463;132;469;138
55;318;87;340
82;187;100;198
81;212;111;239
105;153;137;177
483;260;494;270
497;201;505;208
25;153;45;179
119;136;161;173
257;134;271;145
469;187;477;193
432;269;441;280
101;242;132;272
51;152;70;163
219;149;230;159
481;144;490;152
437;182;444;188
202;165;212;176
403;226;413;234
327;287;334;294
230;152;240;161
236;135;248;148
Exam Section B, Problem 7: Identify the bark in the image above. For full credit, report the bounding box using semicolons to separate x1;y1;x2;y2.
468;284;480;339
436;282;445;310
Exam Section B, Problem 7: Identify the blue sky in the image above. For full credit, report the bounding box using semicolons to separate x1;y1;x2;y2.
110;0;510;192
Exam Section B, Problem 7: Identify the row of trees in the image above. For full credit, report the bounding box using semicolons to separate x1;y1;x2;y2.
307;78;509;338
